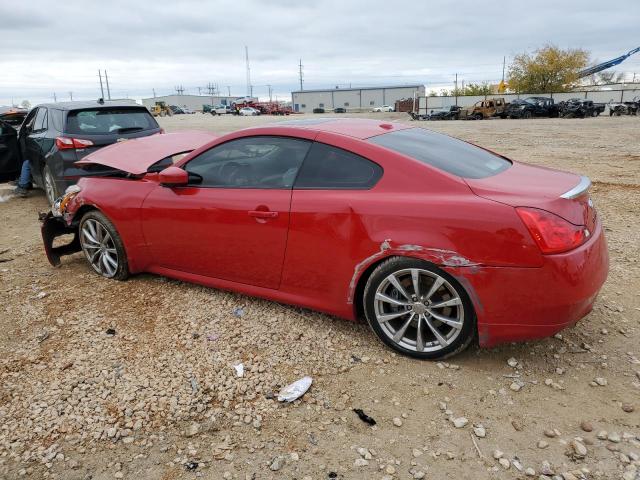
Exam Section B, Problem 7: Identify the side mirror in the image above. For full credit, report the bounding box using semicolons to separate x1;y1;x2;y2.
159;166;188;187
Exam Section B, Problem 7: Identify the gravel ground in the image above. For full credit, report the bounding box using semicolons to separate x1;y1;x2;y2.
0;113;638;480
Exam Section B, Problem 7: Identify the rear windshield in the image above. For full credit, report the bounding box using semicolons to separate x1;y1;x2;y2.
369;128;511;179
65;108;158;135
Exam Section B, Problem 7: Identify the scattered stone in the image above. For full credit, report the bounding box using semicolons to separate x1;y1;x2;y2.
493;450;504;459
537;440;549;449
594;377;607;386
621;403;634;413
393;417;403;427
580;421;593;432
507;357;518;367
607;432;621;443
510;381;523;392
270;455;286;471
540;461;554;476
596;430;608;440
184;422;200;437
451;417;468;428
473;424;486;438
568;440;587;459
544;429;558;438
412;448;423;458
498;458;510;469
354;458;369;467
511;419;524;431
525;467;535;476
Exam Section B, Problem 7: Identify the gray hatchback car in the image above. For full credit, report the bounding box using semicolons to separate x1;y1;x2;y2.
10;100;161;204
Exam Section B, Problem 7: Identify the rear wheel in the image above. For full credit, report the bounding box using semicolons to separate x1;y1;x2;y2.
43;164;59;206
363;258;475;359
523;110;532;119
79;211;129;280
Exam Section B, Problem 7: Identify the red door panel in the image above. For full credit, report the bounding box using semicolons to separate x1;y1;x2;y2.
141;186;291;289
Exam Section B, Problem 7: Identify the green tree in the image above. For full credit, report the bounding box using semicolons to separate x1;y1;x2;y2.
20;100;31;109
507;44;589;93
592;70;625;85
463;82;493;96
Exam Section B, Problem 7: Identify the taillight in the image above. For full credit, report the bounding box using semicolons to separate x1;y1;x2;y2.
516;207;590;254
55;137;94;150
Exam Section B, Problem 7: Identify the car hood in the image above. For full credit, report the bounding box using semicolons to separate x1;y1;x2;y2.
75;131;217;175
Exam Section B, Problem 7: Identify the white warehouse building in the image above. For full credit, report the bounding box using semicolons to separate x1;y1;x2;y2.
291;85;425;113
141;94;240;112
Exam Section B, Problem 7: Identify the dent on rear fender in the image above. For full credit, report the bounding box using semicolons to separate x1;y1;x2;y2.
347;239;479;304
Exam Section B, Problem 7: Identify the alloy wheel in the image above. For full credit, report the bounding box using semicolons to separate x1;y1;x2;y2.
80;219;119;277
44;169;57;205
373;268;464;353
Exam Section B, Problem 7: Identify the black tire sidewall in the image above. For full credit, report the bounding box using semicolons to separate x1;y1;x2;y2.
43;165;59;205
79;210;130;280
363;257;476;360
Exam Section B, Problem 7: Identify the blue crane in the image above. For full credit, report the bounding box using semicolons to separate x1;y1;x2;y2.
578;46;640;78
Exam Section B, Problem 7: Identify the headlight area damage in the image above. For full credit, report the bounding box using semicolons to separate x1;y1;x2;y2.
40;186;82;266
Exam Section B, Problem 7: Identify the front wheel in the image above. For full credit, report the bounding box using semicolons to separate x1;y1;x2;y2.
79;211;129;280
363;258;475;359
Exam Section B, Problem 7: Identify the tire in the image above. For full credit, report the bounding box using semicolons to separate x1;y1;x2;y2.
523;110;532;120
43;164;59;206
363;257;476;360
79;211;129;280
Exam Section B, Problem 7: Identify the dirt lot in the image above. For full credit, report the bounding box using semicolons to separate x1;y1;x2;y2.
0;113;638;480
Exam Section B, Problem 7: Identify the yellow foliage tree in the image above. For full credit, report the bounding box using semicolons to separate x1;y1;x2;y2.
507;45;589;93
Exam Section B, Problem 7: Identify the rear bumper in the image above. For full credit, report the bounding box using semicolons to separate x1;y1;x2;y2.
448;221;609;347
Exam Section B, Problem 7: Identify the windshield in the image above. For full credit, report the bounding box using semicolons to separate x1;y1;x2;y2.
66;108;158;135
369;128;511;179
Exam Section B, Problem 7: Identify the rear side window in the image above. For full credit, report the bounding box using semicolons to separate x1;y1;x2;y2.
49;109;64;132
369;128;510;179
65;108;158;135
294;142;383;189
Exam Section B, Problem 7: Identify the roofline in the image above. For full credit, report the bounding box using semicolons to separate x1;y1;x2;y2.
291;85;424;94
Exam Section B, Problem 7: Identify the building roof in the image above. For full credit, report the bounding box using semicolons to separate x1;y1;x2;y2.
35;100;139;111
292;85;423;94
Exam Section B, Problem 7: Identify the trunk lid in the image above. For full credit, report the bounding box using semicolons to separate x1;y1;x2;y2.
464;161;596;230
75;131;217;174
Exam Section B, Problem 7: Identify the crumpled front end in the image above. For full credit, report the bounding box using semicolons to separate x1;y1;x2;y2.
40;185;83;266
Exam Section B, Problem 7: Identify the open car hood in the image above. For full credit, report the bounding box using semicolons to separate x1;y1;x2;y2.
75;131;217;175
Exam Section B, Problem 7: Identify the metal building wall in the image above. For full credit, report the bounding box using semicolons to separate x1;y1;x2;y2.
292;86;424;113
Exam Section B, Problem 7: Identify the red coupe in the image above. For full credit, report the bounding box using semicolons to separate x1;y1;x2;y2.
42;119;608;359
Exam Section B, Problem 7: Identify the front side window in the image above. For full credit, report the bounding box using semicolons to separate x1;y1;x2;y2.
294;142;383;189
33;108;48;132
369;128;511;179
185;136;311;188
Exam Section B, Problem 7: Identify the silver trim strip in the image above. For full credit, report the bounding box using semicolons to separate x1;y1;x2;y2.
560;175;591;199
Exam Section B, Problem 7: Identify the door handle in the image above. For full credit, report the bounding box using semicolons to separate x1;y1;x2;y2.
248;210;278;219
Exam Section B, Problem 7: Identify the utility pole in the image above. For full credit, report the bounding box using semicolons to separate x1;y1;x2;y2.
98;70;105;99
53;92;57;102
105;70;111;100
245;46;251;97
69;92;73;101
502;56;506;83
298;58;304;91
197;87;201;95
267;84;272;102
153;88;156;98
226;86;231;96
175;85;184;95
454;73;458;106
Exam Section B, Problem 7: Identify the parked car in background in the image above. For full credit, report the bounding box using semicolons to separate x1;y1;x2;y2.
505;97;559;119
169;105;185;115
427;105;462;120
0;107;29;129
238;107;260;116
459;98;508;120
42;119;608;360
181;107;196;114
210;105;232;116
312;108;325;114
333;107;347;113
559;99;605;118
608;97;639;116
373;105;394;112
7;100;161;204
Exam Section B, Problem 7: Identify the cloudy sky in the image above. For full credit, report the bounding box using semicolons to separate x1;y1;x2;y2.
1;0;639;105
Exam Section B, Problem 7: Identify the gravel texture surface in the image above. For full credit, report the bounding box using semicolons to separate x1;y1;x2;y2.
0;112;638;479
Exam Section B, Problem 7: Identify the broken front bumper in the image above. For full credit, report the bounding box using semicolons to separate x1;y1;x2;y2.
40;212;81;266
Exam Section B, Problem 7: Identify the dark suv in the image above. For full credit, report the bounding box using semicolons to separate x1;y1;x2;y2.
3;100;161;203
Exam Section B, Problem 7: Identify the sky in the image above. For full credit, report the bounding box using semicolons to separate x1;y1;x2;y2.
1;0;639;106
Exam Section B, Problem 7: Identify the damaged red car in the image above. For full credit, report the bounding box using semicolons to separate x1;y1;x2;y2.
41;119;608;359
